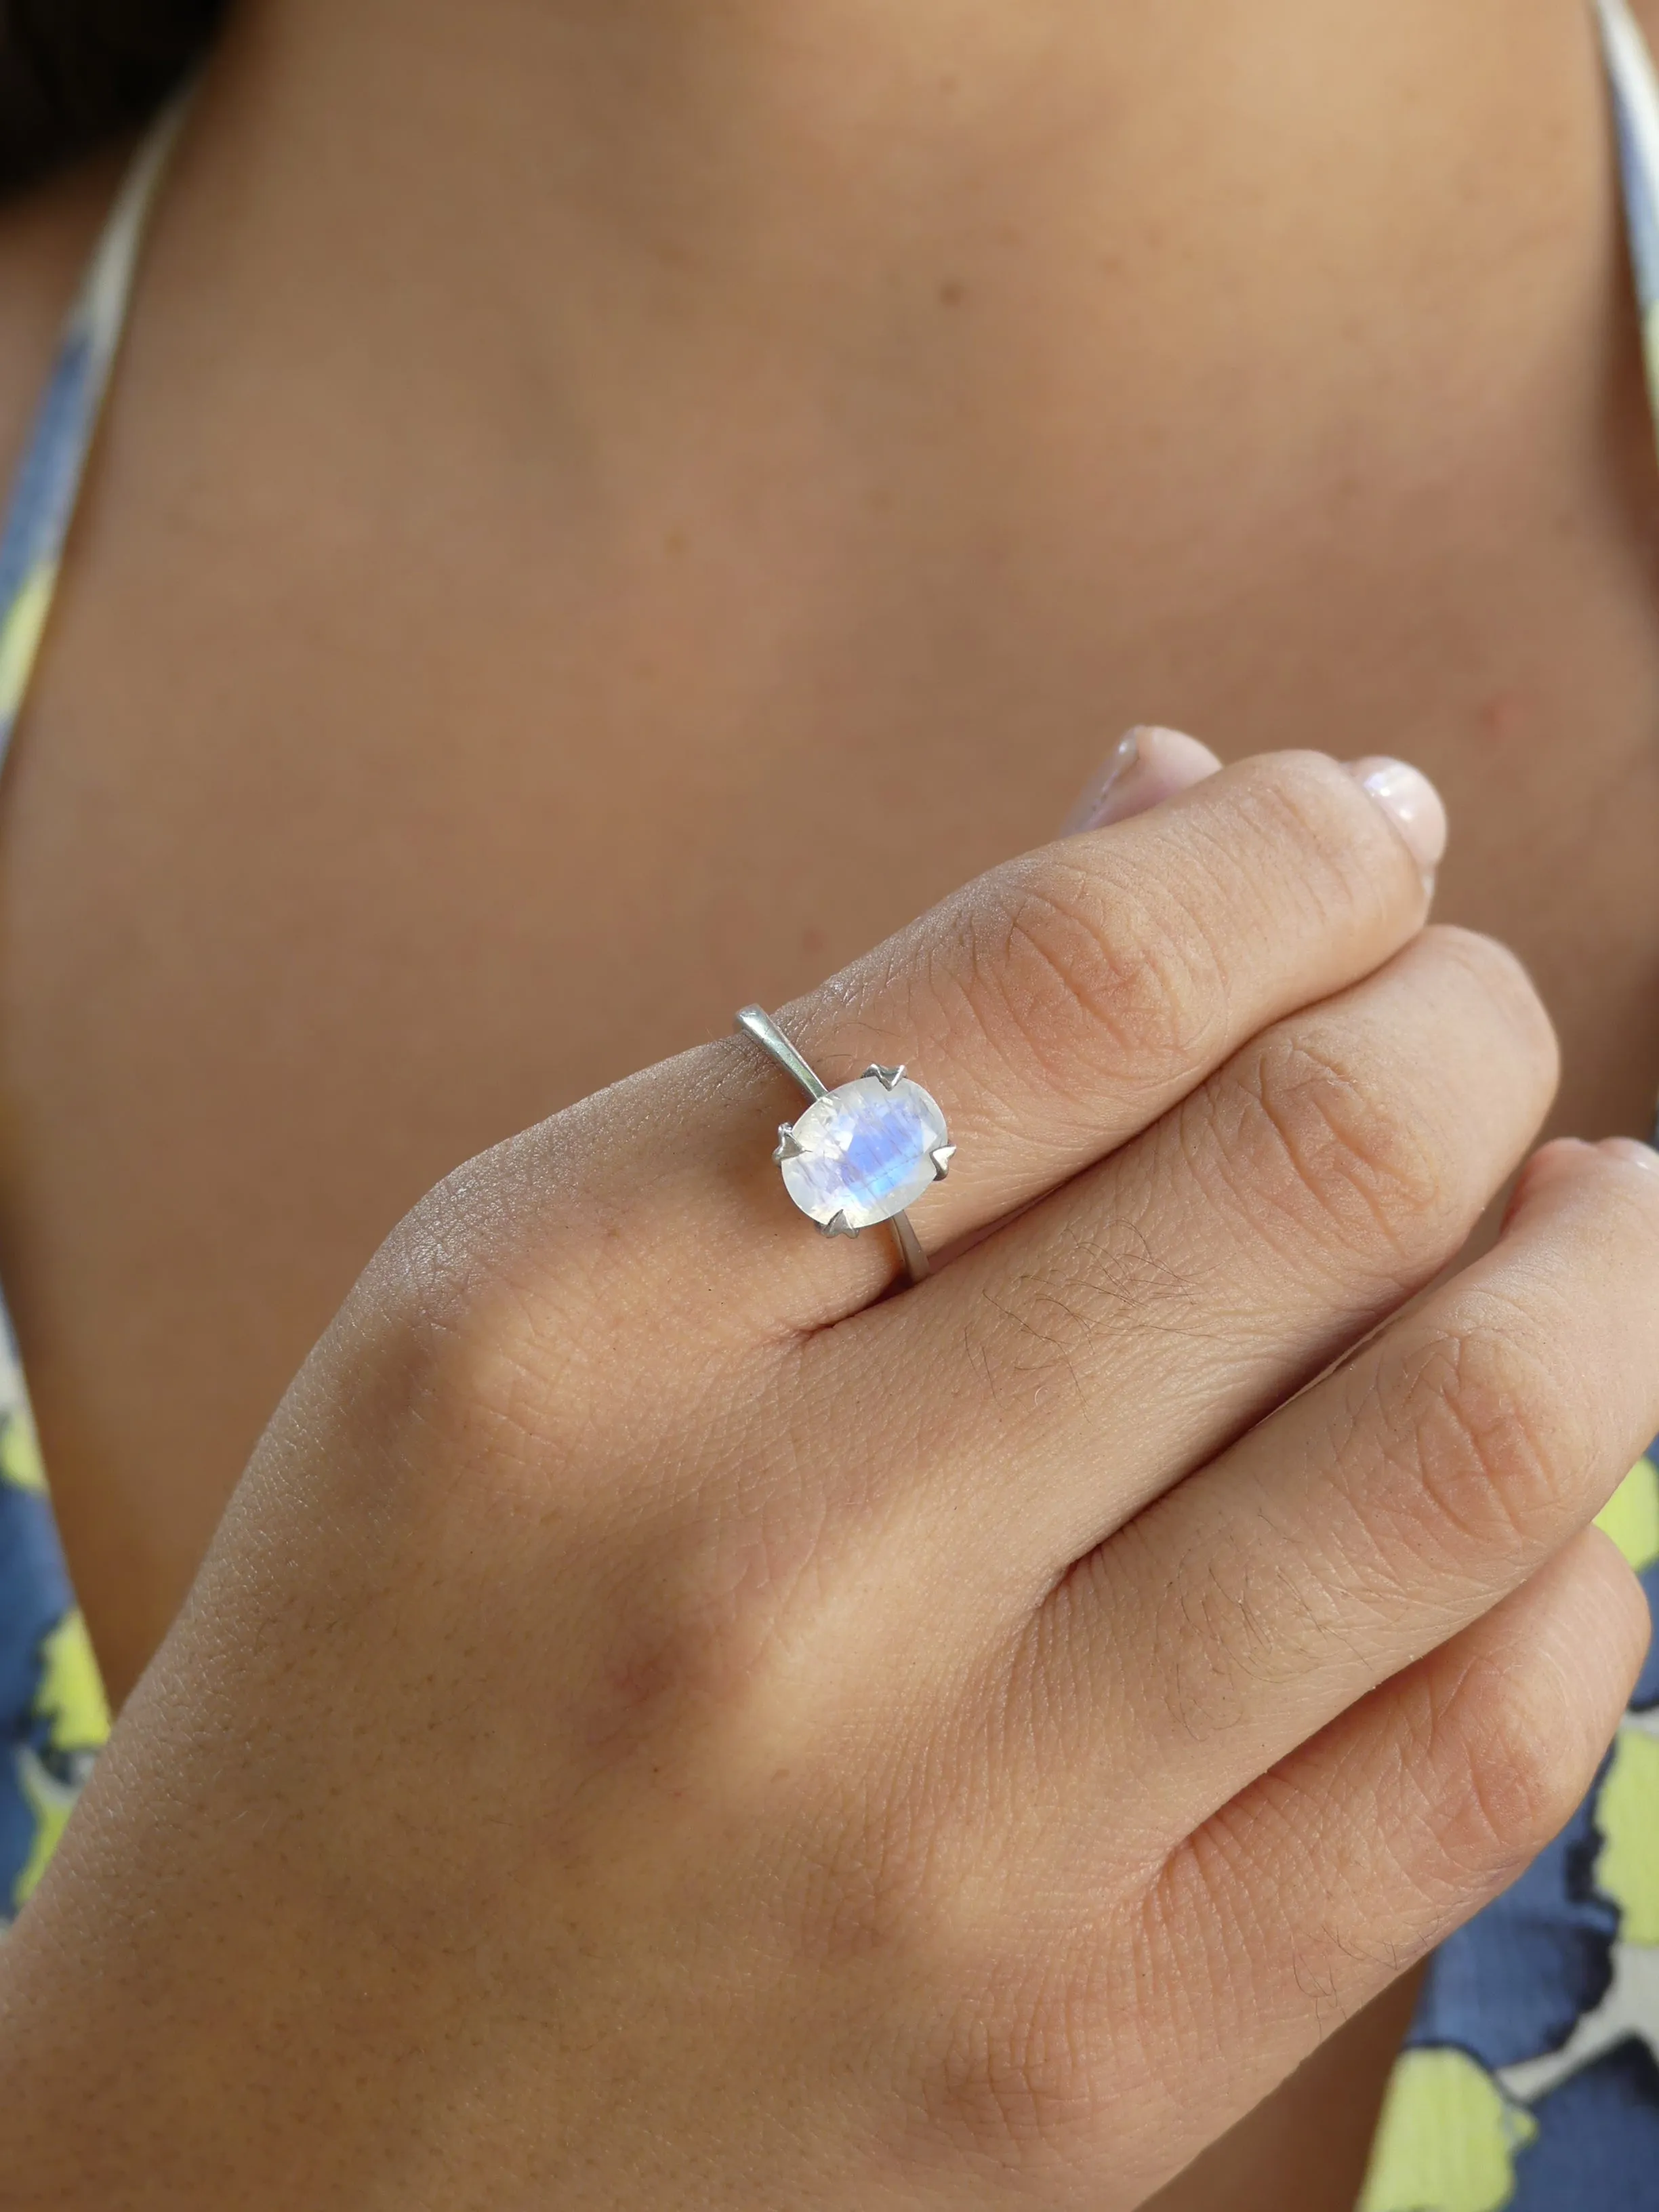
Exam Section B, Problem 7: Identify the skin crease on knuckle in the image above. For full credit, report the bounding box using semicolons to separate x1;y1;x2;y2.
1362;1153;1659;1573
953;865;1231;1122
1206;935;1545;1285
1197;1028;1457;1277
1200;931;1555;1273
1124;1540;1648;2149
1374;1544;1649;1918
1406;1619;1615;1886
1014;1145;1659;1933
933;751;1420;1126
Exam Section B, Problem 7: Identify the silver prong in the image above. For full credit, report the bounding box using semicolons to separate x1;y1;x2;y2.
930;1143;956;1181
863;1063;905;1090
773;1123;806;1163
817;1210;859;1238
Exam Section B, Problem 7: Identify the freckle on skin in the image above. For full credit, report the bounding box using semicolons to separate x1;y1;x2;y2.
939;278;966;306
1476;690;1524;752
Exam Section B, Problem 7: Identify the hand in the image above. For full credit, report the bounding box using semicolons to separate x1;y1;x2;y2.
2;750;1652;2211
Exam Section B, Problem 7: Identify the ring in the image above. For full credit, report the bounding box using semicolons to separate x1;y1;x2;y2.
735;1006;954;1286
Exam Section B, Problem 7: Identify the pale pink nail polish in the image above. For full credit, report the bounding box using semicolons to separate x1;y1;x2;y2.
1345;757;1448;885
1599;1135;1659;1174
1063;725;1223;835
1061;731;1141;835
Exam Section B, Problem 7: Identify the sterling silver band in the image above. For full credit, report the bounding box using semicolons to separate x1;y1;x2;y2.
735;1004;933;1285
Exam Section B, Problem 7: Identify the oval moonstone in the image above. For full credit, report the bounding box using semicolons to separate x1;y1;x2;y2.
779;1073;950;1231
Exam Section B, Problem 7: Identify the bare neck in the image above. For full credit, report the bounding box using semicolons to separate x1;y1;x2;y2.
201;0;1052;339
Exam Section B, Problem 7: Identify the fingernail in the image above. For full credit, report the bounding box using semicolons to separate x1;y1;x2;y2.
1345;757;1448;886
1599;1135;1659;1174
1063;724;1223;835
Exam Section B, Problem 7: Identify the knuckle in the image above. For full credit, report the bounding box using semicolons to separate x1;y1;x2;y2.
1404;1644;1595;1881
789;1794;945;1973
1382;1305;1595;1559
1212;749;1413;930
375;1154;511;1340
1143;1812;1404;2048
1212;1027;1454;1265
1421;926;1558;1078
340;1144;619;1503
943;853;1229;1108
912;1966;1116;2175
337;1166;510;1418
1236;748;1380;857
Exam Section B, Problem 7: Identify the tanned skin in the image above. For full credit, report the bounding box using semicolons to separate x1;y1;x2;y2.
0;3;1656;2201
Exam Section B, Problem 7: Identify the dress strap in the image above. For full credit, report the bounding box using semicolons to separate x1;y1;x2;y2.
0;94;188;760
1600;0;1659;1154
1601;0;1659;458
0;99;187;1925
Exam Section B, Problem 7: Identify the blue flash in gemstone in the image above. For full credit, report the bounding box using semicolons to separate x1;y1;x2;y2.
776;1074;950;1231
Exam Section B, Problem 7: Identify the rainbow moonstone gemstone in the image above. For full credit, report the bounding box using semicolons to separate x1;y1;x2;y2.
777;1073;950;1231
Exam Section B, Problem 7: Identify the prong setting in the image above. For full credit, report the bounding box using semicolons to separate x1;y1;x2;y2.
736;1006;941;1285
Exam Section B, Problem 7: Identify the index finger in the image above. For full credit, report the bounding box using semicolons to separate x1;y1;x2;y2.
431;750;1443;1336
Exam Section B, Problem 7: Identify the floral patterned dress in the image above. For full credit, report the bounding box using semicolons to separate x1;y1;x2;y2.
0;16;1655;2207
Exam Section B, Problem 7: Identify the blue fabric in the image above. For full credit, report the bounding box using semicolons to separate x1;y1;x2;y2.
1508;2043;1659;2210
0;1473;78;1900
1633;1560;1659;1708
